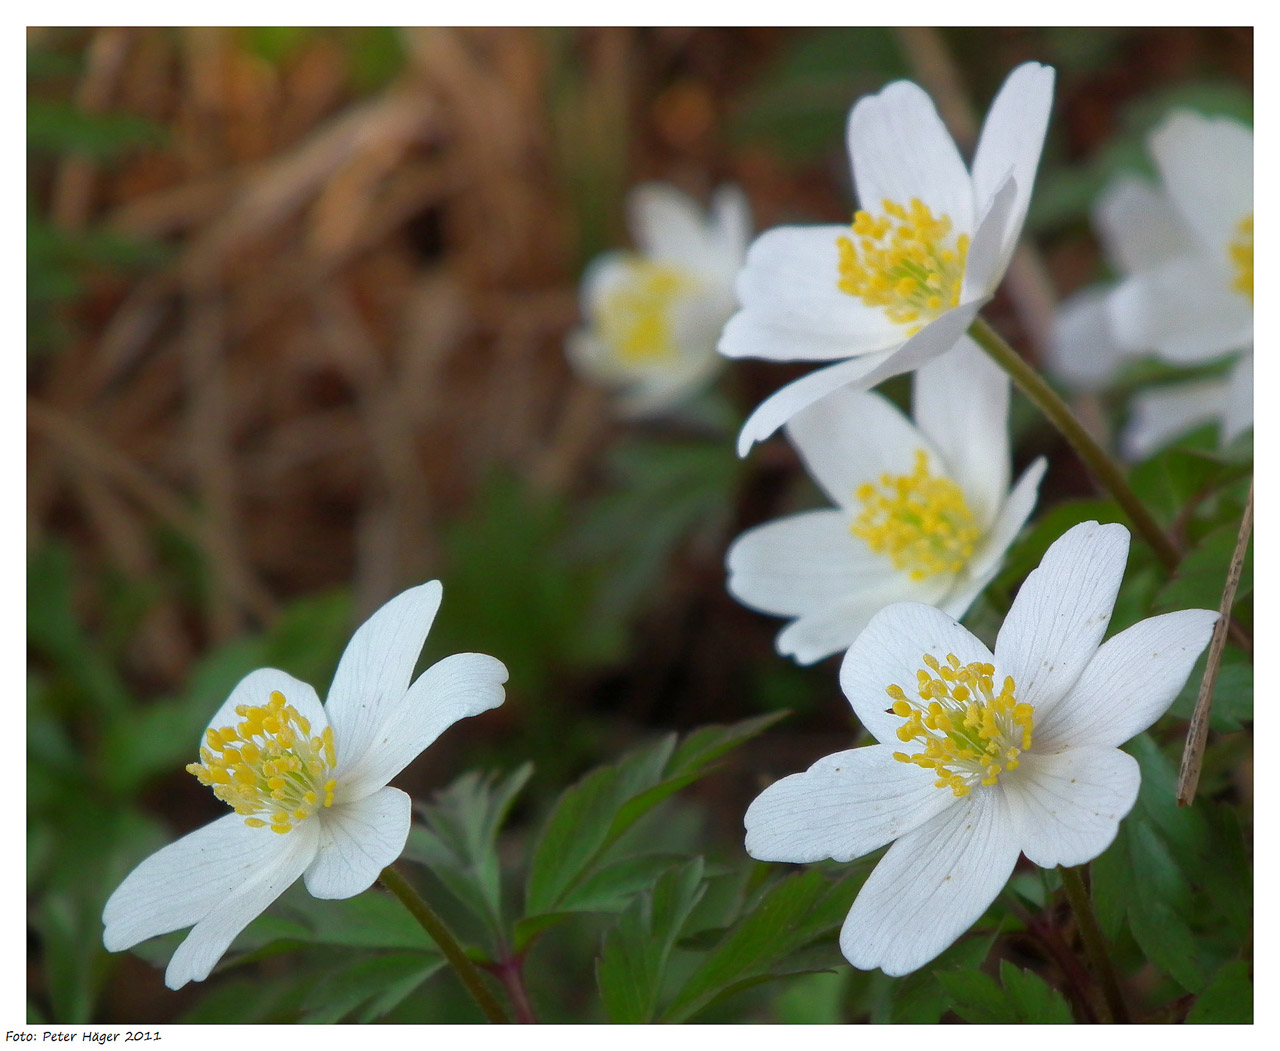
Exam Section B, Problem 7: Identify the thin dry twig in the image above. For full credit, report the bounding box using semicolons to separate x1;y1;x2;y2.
1177;477;1253;806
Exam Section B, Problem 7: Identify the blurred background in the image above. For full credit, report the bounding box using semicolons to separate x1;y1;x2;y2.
27;26;1252;1023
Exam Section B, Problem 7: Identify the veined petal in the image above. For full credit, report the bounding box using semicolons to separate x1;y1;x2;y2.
912;336;1010;530
727;510;901;618
1095;176;1195;274
787;386;942;510
1034;609;1218;750
777;573;952;666
163;819;320;989
1222;351;1254;444
941;458;1046;620
201;668;326;750
969;62;1055;274
1120;378;1230;461
994;521;1128;712
1004;747;1139;868
961;173;1018;299
847;79;974;235
744;744;958;864
337;652;507;801
721;226;904;361
304;786;412;899
840;787;1019;976
1048;285;1128;392
735;298;985;456
1149;112;1253;259
103;815;288;953
324;581;443;776
841;603;994;745
1110;255;1253;364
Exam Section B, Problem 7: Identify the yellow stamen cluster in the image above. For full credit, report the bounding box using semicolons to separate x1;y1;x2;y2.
186;689;337;834
835;198;970;333
1229;214;1253;303
851;449;980;581
888;653;1034;797
598;261;697;364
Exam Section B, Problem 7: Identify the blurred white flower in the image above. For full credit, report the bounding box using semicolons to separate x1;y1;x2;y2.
720;62;1054;455
727;337;1044;664
103;581;507;990
1050;112;1253;456
744;521;1216;976
568;183;751;415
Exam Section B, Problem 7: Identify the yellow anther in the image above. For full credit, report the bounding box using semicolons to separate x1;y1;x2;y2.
244;818;267;828
887;653;1033;797
597;259;699;364
1229;214;1253;302
835;197;969;332
851;449;981;580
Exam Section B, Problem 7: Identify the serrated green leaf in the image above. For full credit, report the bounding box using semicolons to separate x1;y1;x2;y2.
1186;960;1251;1024
1128;446;1222;524
1155;521;1252;615
998;960;1075;1023
251;887;440;952
597;858;707;1023
1129;896;1204;992
937;968;1008;1023
883;933;996;1023
301;952;443;1024
1201;805;1251;944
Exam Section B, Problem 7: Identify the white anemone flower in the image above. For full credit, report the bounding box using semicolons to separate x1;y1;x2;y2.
1050;112;1253;456
727;336;1045;664
720;62;1055;455
567;182;751;416
102;581;507;990
744;521;1216;976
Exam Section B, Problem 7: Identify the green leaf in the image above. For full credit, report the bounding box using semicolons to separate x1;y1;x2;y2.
937;968;1007;1024
597;858;708;1023
1128;897;1205;992
1128;446;1222;525
1186;960;1252;1024
882;932;997;1023
1154;520;1252;615
243;886;440;953
27;99;165;159
301;952;444;1024
998;960;1075;1023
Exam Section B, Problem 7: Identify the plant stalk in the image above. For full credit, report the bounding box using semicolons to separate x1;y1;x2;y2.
1059;865;1130;1024
968;316;1182;571
380;865;510;1024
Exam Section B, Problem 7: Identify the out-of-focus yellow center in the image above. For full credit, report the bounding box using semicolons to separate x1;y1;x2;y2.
851;449;980;581
888;654;1033;797
597;261;697;364
1229;214;1253;303
187;689;337;834
836;198;970;334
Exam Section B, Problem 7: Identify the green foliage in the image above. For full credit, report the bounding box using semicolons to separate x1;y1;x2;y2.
939;961;1074;1024
1186;961;1252;1024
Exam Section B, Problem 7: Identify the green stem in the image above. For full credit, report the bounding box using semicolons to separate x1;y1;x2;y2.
1059;865;1130;1024
379;865;510;1024
968;316;1182;571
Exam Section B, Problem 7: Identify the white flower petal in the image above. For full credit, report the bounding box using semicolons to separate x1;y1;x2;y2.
994;521;1128;712
777;573;951;666
709;184;753;274
969;62;1055;273
1094;176;1195;274
1005;747;1139;868
103;815;283;953
787;386;941;509
727;509;900;617
337;652;508;801
628;183;713;263
840;787;1019;976
841;603;994;745
721;226;904;361
201;668;326;749
744;745;958;864
1034;609;1218;750
912;335;1010;529
1048;285;1128;392
324;581;443;778
961;173;1018;298
1120;378;1230;461
162;819;320;989
1149;112;1252;259
304;786;413;899
735;298;985;456
1109;255;1252;363
847;79;974;234
1222;351;1254;443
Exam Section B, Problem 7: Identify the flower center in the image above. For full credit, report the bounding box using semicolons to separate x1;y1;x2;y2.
888;653;1033;797
186;690;337;834
598;260;697;364
835;198;970;334
1229;213;1253;303
851;449;980;581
